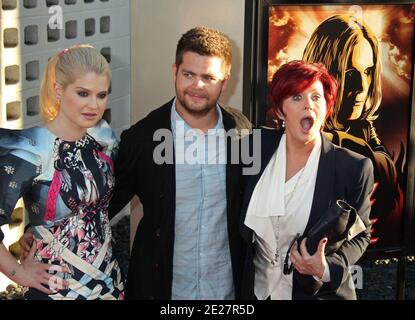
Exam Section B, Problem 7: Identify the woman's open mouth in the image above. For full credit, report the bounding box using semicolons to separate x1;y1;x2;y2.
300;116;315;133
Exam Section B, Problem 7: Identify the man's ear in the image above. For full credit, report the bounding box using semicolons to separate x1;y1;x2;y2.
54;82;63;101
172;63;178;83
221;73;231;91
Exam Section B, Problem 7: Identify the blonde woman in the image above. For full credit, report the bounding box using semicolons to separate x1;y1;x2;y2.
0;45;124;299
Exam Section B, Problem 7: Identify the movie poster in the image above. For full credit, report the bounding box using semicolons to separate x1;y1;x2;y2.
266;4;414;252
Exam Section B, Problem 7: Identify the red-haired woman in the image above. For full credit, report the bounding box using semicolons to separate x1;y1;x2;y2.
240;60;374;300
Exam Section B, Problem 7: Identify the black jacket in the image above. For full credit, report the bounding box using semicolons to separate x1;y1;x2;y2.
109;99;244;299
240;128;374;300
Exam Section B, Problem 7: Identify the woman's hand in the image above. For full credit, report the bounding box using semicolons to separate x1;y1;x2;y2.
17;241;70;294
290;237;327;279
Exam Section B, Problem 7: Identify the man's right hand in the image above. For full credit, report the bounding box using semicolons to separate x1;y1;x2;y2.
19;227;34;261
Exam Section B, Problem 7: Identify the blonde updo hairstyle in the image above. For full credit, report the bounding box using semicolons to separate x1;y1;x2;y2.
40;44;112;122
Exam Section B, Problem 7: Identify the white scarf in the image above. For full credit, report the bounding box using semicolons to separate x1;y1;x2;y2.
244;134;322;299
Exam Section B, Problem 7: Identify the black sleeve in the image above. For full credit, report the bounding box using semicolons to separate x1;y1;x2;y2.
108;128;142;220
326;157;374;291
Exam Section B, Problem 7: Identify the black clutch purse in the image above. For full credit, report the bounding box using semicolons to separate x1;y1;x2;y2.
288;199;367;296
299;199;353;255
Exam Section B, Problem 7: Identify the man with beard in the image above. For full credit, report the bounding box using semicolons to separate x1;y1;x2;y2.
108;26;245;300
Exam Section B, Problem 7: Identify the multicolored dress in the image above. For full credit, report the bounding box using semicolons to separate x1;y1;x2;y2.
0;120;124;300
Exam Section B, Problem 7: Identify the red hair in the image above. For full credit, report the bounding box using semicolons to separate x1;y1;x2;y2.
267;60;337;125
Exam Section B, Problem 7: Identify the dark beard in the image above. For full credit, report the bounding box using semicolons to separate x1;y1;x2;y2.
176;95;217;117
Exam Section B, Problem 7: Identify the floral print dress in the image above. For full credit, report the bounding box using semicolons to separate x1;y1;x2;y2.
0;120;124;300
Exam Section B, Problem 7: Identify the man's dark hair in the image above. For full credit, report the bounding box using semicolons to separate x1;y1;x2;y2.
175;26;232;74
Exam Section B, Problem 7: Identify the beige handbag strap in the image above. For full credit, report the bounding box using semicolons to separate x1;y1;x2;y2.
35;225;110;280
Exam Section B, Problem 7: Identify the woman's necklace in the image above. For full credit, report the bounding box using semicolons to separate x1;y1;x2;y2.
275;167;305;261
285;167;305;206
